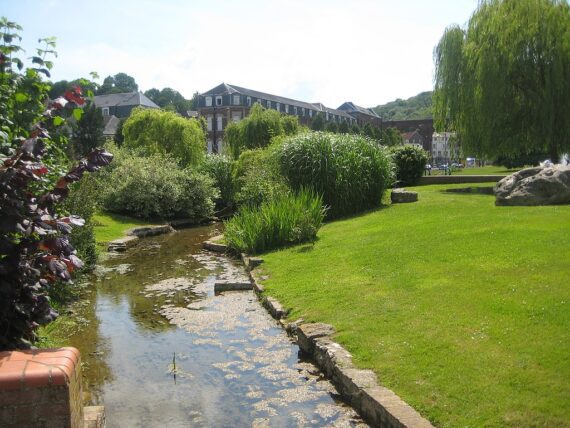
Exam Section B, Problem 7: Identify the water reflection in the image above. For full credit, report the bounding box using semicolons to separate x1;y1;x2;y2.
67;225;366;426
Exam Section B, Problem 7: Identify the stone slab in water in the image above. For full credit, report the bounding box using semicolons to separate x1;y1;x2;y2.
391;188;418;203
214;280;253;292
203;235;227;252
128;225;173;237
108;235;139;252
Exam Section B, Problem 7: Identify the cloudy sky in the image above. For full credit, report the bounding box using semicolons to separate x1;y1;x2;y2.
3;0;477;108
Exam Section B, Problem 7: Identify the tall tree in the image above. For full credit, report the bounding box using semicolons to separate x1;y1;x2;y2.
70;101;104;158
144;87;194;115
434;0;570;161
311;112;325;131
97;72;138;94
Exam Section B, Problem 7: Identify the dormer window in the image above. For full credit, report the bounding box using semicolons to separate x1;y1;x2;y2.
276;102;280;111
309;110;313;117
205;96;212;107
247;96;252;106
102;107;109;116
285;105;289;113
293;106;298;115
233;95;240;105
302;108;305;116
267;100;271;108
215;96;223;106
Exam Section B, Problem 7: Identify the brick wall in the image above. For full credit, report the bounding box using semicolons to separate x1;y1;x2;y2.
0;347;83;427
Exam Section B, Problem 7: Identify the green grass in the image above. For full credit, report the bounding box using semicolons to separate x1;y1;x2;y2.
258;183;570;427
93;212;155;244
431;165;521;176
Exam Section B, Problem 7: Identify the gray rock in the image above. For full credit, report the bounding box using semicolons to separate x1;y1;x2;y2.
494;165;570;206
391;188;418;203
214;280;253;292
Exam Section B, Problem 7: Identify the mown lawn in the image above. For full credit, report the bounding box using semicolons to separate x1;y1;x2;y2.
93;212;155;244
258;183;570;427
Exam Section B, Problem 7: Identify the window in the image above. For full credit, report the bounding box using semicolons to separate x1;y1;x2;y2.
217;116;223;130
247;96;252;106
232;112;241;122
276;102;280;111
205;96;212;107
207;116;213;131
302;108;305;116
285;104;289;113
267;100;271;109
215;96;222;106
102;107;109;116
233;95;240;105
293;106;298;115
326;112;329;121
309;110;313;117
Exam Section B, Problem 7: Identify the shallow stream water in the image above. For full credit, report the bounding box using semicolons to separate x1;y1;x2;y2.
67;225;366;427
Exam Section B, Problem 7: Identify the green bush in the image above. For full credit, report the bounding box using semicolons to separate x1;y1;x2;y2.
390;144;429;186
234;148;289;208
224;189;326;254
122;108;205;167
277;132;393;218
199;154;236;210
101;153;218;220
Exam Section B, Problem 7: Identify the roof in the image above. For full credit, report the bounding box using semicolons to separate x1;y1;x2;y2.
93;91;159;109
201;83;354;119
337;101;381;118
402;130;422;140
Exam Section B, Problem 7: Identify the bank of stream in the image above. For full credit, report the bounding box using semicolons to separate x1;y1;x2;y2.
62;224;366;427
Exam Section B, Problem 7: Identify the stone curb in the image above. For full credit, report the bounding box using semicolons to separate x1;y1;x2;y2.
248;269;434;428
203;234;228;253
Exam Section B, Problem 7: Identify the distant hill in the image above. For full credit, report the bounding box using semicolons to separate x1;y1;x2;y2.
372;91;433;120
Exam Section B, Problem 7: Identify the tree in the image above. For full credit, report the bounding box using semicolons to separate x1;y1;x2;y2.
325;121;338;133
122;107;205;166
144;87;194;116
70;101;104;158
382;127;404;147
434;0;570;161
97;72;138;94
311;112;325;131
49;77;98;99
338;120;350;134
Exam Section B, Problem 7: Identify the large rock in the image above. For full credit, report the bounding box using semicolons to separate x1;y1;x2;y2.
494;165;570;206
391;188;418;203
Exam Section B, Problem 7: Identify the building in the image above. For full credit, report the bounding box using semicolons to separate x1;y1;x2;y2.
337;102;382;128
197;83;360;152
383;118;434;153
93;91;159;137
432;132;460;165
401;130;424;149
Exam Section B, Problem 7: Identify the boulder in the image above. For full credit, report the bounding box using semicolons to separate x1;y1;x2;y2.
391;188;418;203
494;165;570;206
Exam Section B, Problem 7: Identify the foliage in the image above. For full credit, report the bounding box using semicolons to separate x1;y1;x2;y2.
224;103;302;159
362;122;382;141
144;87;194;116
199;154;236;210
122;107;205;167
325;121;338;133
100;153;217;220
69;101;104;158
382;127;404;147
434;0;570;161
260;183;570;427
350;123;361;134
97;72;138;95
277;132;394;219
390;144;429;186
0;18;113;350
48;75;99;99
373;91;433;120
310;112;325;131
494;150;549;169
338;121;350;134
234;148;290;208
224;189;326;254
114;117;125;146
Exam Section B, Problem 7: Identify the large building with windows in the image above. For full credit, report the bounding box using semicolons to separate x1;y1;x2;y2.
197;83;379;152
432;132;460;165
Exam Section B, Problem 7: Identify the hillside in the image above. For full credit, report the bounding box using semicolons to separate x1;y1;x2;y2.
372;91;433;120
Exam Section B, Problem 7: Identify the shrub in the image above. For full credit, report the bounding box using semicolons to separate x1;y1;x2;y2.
224;189;326;254
199;154;236;210
234;148;289;208
390;144;429;186
122;108;205;167
277;132;393;218
101;153;217;220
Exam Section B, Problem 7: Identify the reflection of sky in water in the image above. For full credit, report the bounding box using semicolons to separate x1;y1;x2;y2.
78;226;366;427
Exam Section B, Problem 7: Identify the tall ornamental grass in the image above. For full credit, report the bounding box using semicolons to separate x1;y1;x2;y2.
224;190;326;254
277;132;393;218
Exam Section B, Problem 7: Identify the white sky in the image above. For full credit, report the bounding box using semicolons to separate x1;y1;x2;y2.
2;0;478;107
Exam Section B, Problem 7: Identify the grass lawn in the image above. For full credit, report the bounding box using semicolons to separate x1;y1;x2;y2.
258;183;570;427
93;212;155;244
431;165;521;176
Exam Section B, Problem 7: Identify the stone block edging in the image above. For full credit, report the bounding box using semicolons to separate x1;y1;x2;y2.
108;224;174;252
248;269;433;428
202;234;228;253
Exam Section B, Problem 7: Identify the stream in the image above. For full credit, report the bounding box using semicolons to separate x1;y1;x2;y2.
66;225;366;427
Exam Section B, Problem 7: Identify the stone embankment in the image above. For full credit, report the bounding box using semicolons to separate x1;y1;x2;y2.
107;224;174;252
203;237;434;428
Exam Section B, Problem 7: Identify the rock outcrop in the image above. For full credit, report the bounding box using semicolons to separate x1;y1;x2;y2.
391;188;418;203
494;165;570;206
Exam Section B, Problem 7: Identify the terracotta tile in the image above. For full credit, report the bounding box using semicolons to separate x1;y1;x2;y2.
50;366;72;386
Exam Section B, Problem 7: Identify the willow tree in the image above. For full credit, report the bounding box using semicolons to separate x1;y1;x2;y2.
434;0;570;161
